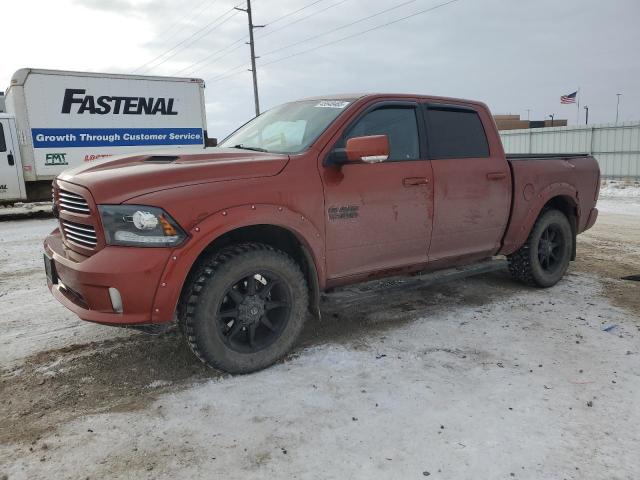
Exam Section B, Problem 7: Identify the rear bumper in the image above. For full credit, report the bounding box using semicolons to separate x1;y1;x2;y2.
44;229;174;325
584;207;598;231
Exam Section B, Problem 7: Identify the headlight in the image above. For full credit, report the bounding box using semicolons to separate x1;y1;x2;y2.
98;205;187;247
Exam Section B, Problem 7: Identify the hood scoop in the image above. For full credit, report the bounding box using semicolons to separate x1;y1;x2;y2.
144;155;179;163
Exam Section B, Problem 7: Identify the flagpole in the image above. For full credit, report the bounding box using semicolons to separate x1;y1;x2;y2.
576;87;581;125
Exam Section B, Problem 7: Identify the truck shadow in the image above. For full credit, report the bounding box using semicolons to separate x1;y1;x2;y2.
1;269;519;445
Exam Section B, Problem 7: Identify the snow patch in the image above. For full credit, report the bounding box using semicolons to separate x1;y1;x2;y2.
599;179;640;198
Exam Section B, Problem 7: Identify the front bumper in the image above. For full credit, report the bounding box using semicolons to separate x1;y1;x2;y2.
44;228;174;326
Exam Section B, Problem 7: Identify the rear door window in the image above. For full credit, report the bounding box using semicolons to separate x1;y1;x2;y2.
342;107;420;161
425;107;489;159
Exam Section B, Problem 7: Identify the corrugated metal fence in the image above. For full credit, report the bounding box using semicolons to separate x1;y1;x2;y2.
499;122;640;179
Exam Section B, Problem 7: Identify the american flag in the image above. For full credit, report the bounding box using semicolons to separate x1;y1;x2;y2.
561;91;577;104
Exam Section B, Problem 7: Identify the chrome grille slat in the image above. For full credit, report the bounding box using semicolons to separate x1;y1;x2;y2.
60;220;97;249
59;203;91;214
59;197;87;206
58;189;90;214
64;233;97;247
62;227;96;240
61;222;95;234
59;191;84;199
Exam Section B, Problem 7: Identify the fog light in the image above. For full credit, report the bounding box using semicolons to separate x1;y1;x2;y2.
108;287;123;313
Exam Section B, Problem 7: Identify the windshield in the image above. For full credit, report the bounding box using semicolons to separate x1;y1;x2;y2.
220;99;354;154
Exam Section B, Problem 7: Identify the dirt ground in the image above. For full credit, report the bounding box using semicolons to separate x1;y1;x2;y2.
573;199;640;315
0;197;638;480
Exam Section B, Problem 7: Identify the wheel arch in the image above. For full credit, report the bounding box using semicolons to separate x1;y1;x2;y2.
543;195;578;260
150;204;324;324
501;183;579;257
180;224;322;319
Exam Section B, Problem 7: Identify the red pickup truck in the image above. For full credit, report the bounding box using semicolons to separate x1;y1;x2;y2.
44;94;600;373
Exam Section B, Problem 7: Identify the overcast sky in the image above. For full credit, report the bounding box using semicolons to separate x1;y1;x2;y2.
2;0;638;137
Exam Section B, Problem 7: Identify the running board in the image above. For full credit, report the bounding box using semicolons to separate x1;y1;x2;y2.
323;257;508;306
411;256;508;287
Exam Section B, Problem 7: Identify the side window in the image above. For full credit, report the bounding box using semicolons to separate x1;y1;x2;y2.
342;107;420;161
426;108;489;159
0;123;6;152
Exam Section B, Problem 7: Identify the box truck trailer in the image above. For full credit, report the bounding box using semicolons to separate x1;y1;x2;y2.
0;68;210;203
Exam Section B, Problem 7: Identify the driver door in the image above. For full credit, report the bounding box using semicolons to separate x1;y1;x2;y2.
321;102;434;280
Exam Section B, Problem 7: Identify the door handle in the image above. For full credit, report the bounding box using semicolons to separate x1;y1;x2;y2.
7;152;15;166
486;172;507;181
403;177;429;186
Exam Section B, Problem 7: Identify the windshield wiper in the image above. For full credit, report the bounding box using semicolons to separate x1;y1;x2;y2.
231;144;268;153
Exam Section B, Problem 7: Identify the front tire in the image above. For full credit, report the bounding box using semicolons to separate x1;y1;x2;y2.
181;243;308;374
507;209;573;288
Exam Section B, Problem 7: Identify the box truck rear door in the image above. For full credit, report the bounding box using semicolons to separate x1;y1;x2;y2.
0;117;26;202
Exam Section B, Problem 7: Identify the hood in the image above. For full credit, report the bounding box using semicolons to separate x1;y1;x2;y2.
58;147;290;204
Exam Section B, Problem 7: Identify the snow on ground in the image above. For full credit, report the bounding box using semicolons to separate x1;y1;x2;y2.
599;179;640;198
0;202;52;220
592;180;640;215
597;197;640;216
1;199;639;480
0;218;133;366
2;272;639;480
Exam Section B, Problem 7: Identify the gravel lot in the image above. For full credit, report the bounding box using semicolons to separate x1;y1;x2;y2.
1;194;639;480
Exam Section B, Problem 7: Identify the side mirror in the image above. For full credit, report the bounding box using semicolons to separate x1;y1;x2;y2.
205;137;218;147
345;135;389;163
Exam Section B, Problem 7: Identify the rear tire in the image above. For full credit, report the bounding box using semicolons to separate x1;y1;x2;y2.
181;243;308;374
507;209;573;288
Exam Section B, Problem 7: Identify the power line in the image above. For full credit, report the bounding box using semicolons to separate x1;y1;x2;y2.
141;7;239;73
135;6;234;73
209;62;250;83
256;0;350;41
260;0;418;58
159;0;221;49
263;0;326;27
134;6;239;73
261;0;461;66
205;0;461;83
173;36;247;76
177;0;341;78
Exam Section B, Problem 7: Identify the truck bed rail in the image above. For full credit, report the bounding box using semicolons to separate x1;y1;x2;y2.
507;153;592;160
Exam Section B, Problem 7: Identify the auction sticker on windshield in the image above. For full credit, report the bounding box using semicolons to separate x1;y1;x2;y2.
315;100;350;108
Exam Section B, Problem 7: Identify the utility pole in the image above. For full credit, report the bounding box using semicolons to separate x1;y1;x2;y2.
548;114;554;127
526;109;531;121
584;105;589;125
235;0;264;117
615;93;622;124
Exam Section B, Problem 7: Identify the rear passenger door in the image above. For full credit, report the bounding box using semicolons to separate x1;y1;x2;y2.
424;104;511;262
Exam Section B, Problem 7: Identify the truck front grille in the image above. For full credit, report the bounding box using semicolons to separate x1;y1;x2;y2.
61;220;97;249
58;189;91;214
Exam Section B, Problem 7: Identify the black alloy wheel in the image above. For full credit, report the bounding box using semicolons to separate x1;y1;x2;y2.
217;272;292;354
537;224;566;274
507;209;573;288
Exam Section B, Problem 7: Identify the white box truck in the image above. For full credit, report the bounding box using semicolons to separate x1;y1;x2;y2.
0;68;210;202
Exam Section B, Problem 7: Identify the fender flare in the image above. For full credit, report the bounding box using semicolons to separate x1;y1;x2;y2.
502;182;579;256
149;203;325;323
